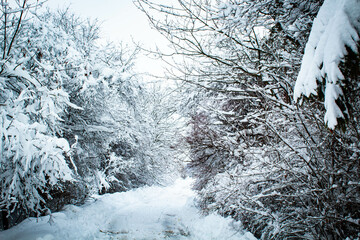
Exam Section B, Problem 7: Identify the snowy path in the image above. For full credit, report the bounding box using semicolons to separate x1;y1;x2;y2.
0;178;256;240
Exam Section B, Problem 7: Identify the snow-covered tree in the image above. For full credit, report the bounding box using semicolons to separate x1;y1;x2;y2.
140;84;186;184
1;3;184;230
294;0;360;129
0;0;78;228
136;0;360;238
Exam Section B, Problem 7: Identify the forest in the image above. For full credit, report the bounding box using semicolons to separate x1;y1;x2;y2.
0;0;359;239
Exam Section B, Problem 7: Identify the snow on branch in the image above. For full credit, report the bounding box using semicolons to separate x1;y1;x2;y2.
294;0;360;129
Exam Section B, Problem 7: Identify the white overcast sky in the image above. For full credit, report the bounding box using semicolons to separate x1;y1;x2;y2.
45;0;171;78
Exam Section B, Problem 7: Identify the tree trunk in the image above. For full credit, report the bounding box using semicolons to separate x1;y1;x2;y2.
1;210;9;230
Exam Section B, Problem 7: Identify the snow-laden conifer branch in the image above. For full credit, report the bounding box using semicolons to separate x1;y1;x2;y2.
294;0;360;129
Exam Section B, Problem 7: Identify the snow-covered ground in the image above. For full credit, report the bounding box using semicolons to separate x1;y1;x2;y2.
0;178;256;240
